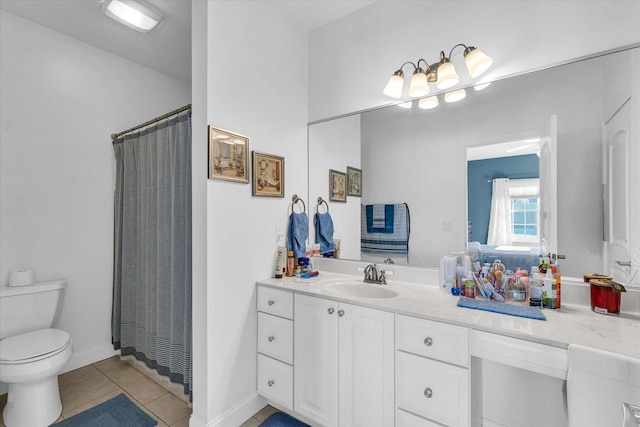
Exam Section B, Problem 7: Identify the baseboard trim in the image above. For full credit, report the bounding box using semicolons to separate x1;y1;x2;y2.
62;343;117;374
205;392;266;427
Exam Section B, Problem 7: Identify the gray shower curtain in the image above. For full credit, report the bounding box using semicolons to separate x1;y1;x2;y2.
112;111;192;398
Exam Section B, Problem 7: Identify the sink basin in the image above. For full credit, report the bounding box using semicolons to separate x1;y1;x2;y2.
322;279;399;299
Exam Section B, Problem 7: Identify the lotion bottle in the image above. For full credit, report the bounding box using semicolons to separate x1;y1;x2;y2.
274;240;285;279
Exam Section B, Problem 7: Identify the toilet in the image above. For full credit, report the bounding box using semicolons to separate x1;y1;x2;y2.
0;280;73;427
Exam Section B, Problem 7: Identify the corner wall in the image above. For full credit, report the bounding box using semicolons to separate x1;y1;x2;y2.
0;11;190;390
191;2;309;425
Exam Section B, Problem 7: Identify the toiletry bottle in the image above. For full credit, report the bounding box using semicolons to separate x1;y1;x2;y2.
530;267;542;306
275;245;285;279
552;257;562;309
543;268;557;309
286;251;295;277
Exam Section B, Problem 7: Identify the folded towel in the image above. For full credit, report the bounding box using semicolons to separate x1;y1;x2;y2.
314;212;334;254
361;203;410;255
288;212;309;259
456;297;546;320
366;204;394;233
372;204;386;228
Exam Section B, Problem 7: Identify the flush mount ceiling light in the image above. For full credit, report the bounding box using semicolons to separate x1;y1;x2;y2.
101;0;164;33
383;44;493;99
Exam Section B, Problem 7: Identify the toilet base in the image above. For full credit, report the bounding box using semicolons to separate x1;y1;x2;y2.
3;376;62;427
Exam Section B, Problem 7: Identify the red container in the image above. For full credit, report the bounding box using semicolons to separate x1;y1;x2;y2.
590;279;621;315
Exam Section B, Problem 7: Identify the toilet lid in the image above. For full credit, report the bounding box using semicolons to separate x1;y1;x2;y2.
0;328;71;362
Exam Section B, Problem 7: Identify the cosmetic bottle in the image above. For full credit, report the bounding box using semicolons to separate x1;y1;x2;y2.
551;257;562;309
286;251;295;277
542;268;557;309
275;245;285;279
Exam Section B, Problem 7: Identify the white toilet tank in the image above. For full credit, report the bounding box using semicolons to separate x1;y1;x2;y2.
0;280;66;340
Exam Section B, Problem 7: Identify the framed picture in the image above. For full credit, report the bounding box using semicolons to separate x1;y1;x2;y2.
347;166;362;197
252;151;284;197
208;126;249;183
329;169;347;202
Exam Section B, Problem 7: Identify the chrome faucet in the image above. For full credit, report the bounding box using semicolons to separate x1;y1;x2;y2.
364;264;387;285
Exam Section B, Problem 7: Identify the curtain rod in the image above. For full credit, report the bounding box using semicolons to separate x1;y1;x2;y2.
111;103;192;141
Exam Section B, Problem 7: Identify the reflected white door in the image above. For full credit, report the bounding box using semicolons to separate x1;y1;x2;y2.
603;95;635;285
539;115;558;257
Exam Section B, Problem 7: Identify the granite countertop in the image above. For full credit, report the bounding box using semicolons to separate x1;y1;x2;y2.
257;271;640;359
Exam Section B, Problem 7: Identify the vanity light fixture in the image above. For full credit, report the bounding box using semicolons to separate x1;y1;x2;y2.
383;44;493;99
101;0;164;33
418;96;439;110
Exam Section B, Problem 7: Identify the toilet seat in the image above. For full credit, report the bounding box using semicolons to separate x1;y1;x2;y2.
0;328;71;365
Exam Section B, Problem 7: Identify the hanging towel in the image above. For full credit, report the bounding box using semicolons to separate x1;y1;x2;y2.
365;204;394;233
314;212;335;254
361;203;410;254
288;212;309;259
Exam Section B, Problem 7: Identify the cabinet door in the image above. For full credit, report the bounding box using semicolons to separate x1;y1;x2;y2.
339;302;394;427
294;294;339;426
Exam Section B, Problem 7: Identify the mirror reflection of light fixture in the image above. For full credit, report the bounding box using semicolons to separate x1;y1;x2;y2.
418;96;439;110
444;89;467;103
397;101;413;109
101;0;164;33
383;44;492;98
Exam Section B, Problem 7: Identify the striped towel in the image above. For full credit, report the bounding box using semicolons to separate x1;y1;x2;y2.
361;203;410;255
372;204;386;228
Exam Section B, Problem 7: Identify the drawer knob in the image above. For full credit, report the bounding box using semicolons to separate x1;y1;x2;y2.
424;337;433;347
424;388;433;398
267;300;275;306
338;309;345;317
268;336;275;342
268;380;275;387
328;307;335;315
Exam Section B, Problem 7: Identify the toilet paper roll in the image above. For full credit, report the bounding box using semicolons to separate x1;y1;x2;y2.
9;269;35;287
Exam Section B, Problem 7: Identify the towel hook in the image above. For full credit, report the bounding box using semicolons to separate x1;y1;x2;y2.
316;197;329;213
290;194;306;214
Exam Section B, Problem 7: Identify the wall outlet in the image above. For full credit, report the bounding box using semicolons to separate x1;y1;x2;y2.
275;225;284;242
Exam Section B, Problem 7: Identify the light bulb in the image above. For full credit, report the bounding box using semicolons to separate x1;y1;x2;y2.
436;60;459;90
418;96;439;109
408;70;429;97
464;47;493;78
383;71;405;98
444;89;466;103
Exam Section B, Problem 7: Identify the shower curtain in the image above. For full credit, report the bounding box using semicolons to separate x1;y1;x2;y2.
112;110;192;398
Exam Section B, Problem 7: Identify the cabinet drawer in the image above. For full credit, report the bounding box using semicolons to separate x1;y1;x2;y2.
257;286;293;319
258;312;293;364
397;351;469;427
258;354;293;410
397;409;443;427
396;314;469;367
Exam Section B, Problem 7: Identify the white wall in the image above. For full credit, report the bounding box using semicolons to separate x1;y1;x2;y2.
0;11;191;388
309;0;640;121
190;2;309;426
308;115;361;261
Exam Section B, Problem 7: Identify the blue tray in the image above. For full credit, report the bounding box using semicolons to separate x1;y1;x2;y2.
457;297;546;320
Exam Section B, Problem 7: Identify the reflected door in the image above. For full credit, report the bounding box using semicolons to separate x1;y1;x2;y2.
539;115;558;257
603;96;633;284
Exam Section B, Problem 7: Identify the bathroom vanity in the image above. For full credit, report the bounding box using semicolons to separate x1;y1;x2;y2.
256;264;640;427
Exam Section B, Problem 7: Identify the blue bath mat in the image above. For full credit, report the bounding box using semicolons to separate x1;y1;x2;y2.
457;297;547;320
53;393;156;427
259;412;309;427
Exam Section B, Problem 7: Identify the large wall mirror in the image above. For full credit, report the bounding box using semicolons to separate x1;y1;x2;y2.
308;46;639;279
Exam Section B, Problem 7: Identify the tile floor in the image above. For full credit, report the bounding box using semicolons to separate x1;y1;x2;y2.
0;356;277;427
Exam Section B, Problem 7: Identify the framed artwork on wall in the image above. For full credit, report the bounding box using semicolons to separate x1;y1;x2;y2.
252;151;284;197
347;166;362;197
208;126;249;183
329;169;347;202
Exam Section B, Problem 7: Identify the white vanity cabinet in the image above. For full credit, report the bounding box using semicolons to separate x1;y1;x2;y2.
396;314;470;427
294;293;395;427
257;286;294;410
